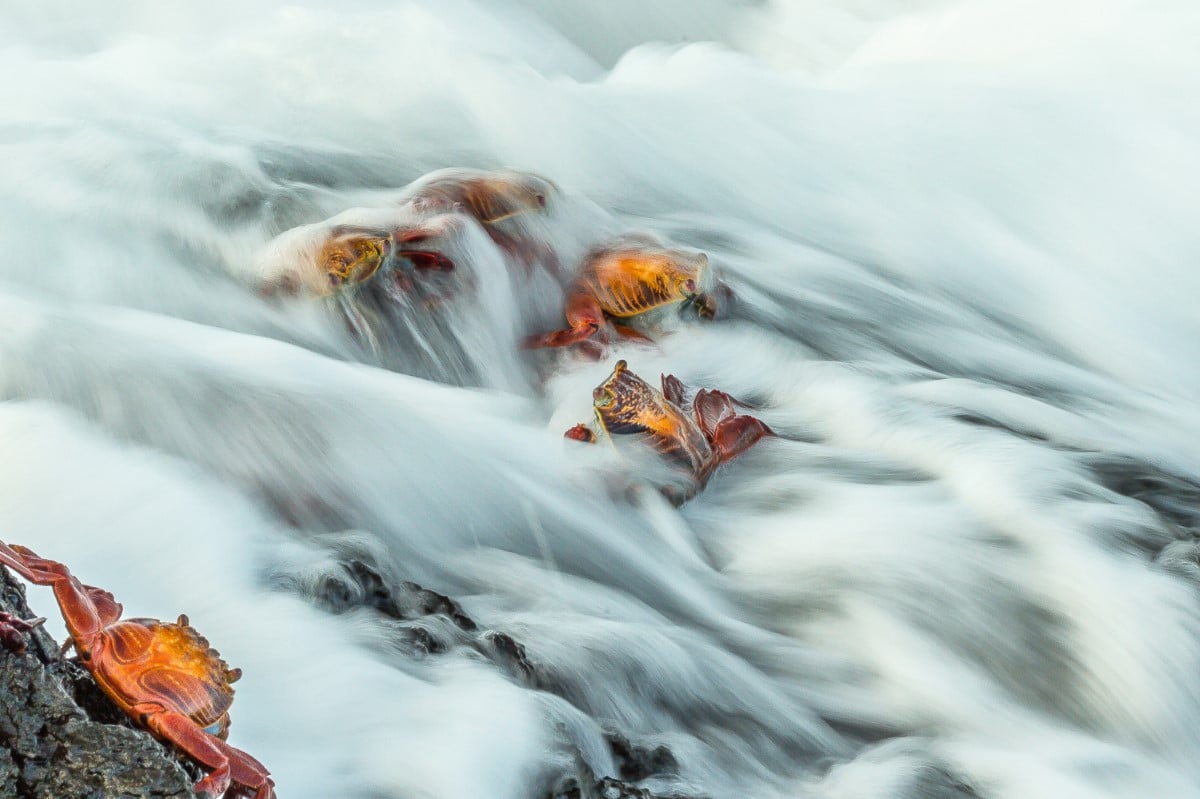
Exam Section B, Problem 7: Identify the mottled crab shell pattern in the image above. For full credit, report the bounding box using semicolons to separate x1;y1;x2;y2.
321;227;389;292
258;222;390;298
580;247;709;319
592;360;714;475
92;617;241;739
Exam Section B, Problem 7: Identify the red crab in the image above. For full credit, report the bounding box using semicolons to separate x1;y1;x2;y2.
403;168;556;270
258;216;457;299
406;169;553;228
0;540;275;799
525;237;720;350
565;360;771;502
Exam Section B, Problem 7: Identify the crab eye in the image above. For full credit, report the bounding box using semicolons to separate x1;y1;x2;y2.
595;391;614;408
682;278;697;295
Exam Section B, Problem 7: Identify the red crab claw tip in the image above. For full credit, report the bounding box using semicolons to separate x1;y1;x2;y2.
564;424;596;443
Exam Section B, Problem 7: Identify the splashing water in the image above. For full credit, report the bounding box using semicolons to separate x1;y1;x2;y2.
2;1;1200;797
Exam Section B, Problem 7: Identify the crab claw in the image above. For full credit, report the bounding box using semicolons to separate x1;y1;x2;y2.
661;373;687;407
0;611;46;653
690;282;733;321
564;424;596;443
710;414;772;462
396;251;456;272
694;387;773;463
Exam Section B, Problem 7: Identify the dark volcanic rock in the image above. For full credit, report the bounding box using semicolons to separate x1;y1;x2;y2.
296;548;698;799
305;554;550;685
0;565;195;799
547;772;700;799
603;731;679;782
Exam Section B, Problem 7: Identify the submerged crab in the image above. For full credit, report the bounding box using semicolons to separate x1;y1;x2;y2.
406;168;554;229
402;168;560;278
258;214;457;299
525;237;720;349
0;540;275;799
566;360;771;502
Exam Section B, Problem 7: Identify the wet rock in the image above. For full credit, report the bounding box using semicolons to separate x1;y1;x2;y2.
0;566;195;799
905;763;983;799
1087;455;1200;531
547;772;699;799
307;555;554;685
301;551;696;799
603;731;679;781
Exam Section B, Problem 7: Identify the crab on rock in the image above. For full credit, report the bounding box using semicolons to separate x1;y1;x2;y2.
525;236;721;350
565;360;771;502
0;540;275;799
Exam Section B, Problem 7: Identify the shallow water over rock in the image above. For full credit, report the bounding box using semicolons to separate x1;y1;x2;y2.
2;2;1200;798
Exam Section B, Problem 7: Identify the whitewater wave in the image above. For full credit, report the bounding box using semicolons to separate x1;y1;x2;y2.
2;1;1200;797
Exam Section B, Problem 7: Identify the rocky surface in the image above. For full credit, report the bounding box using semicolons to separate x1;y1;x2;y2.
298;551;702;799
0;565;196;799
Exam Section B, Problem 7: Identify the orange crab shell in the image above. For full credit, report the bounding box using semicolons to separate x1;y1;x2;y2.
90;616;241;739
579;245;709;319
258;221;391;298
524;239;716;349
320;228;389;292
408;169;555;225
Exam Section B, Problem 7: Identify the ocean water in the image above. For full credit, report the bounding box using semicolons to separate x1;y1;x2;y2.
2;1;1200;797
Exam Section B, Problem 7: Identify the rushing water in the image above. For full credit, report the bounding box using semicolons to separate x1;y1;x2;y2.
3;1;1200;797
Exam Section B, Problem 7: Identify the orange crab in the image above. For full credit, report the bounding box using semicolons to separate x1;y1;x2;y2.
406;169;554;228
525;237;720;350
565;360;771;502
259;218;456;299
403;168;560;277
0;540;275;799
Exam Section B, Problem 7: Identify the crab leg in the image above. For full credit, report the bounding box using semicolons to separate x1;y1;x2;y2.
660;374;687;407
136;705;275;799
692;388;738;439
394;249;456;272
136;705;232;797
0;541;106;644
393;222;459;272
710;415;772;462
609;322;653;343
524;293;605;348
692;282;732;320
691;388;772;463
218;738;276;799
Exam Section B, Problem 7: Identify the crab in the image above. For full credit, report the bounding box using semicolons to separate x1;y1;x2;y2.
258;216;457;299
401;168;562;279
524;237;721;350
406;169;554;228
0;540;275;799
565;360;771;502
